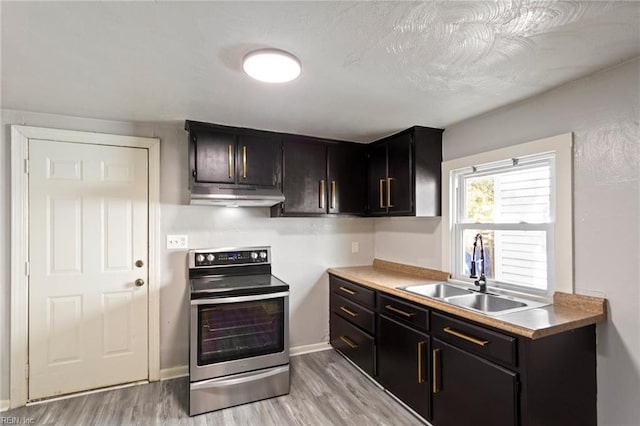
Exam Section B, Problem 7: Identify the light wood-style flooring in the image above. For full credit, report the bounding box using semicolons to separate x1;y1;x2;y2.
4;350;422;425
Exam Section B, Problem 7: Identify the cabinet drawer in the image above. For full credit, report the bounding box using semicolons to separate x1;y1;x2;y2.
379;294;429;331
431;312;517;367
329;275;375;309
330;312;375;376
331;292;375;334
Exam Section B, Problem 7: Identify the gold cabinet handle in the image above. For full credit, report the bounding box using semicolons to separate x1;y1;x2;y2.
339;335;358;349
417;341;426;384
339;286;356;295
379;178;386;208
331;180;336;209
227;144;233;178
387;177;395;208
385;304;415;318
443;327;489;346
340;306;358;317
433;348;441;393
319;179;325;209
242;145;247;179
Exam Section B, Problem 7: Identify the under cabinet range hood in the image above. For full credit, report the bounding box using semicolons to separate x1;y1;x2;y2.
190;186;285;207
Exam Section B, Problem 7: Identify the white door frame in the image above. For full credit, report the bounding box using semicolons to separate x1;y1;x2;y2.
10;125;161;408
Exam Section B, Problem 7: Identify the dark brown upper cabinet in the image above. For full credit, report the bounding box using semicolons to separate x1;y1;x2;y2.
186;121;281;189
328;143;367;215
367;126;443;217
272;137;366;216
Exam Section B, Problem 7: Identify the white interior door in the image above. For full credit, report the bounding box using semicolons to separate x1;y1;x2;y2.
28;139;149;400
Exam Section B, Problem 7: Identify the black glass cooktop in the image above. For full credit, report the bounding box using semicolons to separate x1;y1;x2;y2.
190;273;289;299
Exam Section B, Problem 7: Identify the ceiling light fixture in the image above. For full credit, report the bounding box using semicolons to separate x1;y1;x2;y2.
243;49;301;83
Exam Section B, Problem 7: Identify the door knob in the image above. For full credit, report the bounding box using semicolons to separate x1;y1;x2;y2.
135;279;145;287
135;260;144;268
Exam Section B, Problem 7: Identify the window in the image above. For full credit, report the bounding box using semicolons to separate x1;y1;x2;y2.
452;154;554;293
442;133;573;298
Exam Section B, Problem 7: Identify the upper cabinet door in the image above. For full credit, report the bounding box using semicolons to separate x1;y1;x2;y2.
193;130;236;184
237;134;280;187
328;143;366;215
281;140;328;215
387;132;413;214
367;142;388;216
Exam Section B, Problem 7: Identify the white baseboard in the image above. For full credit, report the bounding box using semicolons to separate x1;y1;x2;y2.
290;342;332;357
0;400;9;412
159;365;189;381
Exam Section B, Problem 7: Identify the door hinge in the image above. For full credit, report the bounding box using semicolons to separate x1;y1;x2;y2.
25;261;30;276
24;159;29;174
25;364;29;379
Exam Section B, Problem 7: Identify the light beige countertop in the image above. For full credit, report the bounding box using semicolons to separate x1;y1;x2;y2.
328;259;607;340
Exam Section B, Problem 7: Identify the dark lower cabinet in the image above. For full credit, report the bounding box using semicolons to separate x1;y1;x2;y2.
330;313;375;376
328;275;598;426
378;315;430;420
431;338;518;426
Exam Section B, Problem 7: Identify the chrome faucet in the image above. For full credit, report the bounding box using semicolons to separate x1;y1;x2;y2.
469;233;487;293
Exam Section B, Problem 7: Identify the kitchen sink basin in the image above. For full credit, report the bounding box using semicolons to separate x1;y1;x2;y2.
402;283;473;299
400;282;549;316
446;293;527;313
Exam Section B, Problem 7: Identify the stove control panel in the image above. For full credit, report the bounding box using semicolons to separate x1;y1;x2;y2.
190;247;270;268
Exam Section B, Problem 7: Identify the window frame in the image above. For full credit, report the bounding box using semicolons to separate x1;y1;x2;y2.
441;133;573;299
451;154;555;295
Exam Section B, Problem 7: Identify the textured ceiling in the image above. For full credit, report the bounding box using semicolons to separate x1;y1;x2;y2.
2;1;639;142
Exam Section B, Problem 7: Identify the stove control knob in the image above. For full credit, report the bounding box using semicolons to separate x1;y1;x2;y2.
251;252;258;260
260;251;267;259
196;254;205;263
206;254;215;262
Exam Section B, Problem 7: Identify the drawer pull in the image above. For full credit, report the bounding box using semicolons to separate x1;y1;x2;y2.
417;341;426;384
339;335;358;349
385;304;415;318
443;327;489;346
339;286;356;296
339;306;358;317
432;348;441;393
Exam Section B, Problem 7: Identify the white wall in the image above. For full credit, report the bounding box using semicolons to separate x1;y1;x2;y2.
0;110;375;400
443;58;640;426
374;217;442;270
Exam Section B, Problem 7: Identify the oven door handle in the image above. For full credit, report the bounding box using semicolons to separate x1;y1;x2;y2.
190;291;289;305
190;365;289;390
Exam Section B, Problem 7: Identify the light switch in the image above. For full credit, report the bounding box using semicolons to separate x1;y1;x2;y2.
351;241;359;253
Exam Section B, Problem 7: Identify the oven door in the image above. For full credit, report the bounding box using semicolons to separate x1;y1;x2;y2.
190;291;289;382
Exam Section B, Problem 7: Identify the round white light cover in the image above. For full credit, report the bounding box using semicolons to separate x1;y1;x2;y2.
243;49;301;83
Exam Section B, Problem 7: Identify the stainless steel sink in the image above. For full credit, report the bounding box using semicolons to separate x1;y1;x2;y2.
400;282;549;316
446;293;527;313
402;283;473;299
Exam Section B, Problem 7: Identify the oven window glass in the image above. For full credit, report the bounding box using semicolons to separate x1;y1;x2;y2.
197;298;285;365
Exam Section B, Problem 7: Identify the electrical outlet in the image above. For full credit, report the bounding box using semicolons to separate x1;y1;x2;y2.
351;241;359;253
167;234;188;250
